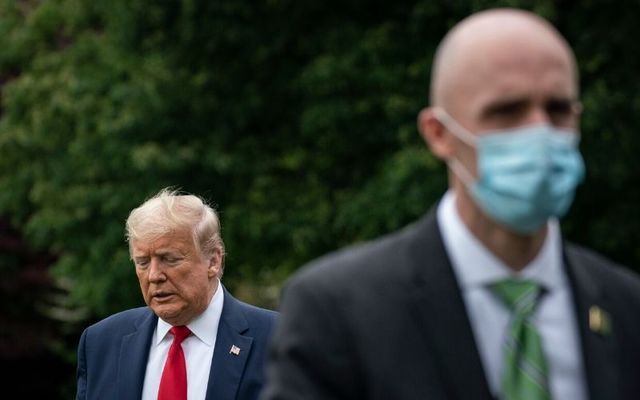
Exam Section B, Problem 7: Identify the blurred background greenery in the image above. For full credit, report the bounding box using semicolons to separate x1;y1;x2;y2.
1;0;639;398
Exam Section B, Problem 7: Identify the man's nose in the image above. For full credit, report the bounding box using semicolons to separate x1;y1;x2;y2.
148;258;166;282
526;106;552;125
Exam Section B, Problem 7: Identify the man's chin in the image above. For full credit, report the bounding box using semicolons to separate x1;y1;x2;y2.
152;304;186;325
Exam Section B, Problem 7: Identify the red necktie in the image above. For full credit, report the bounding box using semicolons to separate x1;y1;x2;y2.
158;325;191;400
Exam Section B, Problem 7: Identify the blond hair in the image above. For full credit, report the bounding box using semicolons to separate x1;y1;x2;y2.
125;188;225;268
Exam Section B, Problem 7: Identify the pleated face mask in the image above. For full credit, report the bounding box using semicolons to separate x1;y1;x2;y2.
435;108;585;234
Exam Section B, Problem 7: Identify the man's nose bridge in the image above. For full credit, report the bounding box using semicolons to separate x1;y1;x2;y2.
527;104;551;125
148;257;164;279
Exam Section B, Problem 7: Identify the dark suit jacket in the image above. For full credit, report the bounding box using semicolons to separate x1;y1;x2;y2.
262;210;640;400
76;286;277;400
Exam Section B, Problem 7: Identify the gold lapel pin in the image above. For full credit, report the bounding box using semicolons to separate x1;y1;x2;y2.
589;306;612;335
229;345;241;355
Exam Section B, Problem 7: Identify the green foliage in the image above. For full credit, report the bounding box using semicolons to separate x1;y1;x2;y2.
0;0;639;329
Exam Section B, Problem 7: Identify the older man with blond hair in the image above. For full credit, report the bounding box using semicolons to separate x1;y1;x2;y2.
263;8;640;400
76;188;277;400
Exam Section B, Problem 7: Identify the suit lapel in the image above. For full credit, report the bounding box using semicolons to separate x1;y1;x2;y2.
406;211;494;400
206;287;253;400
117;310;156;400
564;245;620;400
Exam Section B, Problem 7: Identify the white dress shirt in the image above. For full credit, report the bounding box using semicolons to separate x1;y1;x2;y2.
141;280;224;400
437;190;587;400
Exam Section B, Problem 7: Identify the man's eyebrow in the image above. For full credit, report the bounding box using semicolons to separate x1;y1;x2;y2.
480;96;578;118
133;248;181;257
154;248;183;256
545;97;579;109
480;97;530;119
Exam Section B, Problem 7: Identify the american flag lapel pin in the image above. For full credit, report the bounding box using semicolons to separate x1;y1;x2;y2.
230;345;241;355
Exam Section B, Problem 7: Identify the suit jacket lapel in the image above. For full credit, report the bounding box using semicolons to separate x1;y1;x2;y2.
117;310;156;400
206;287;253;400
406;211;494;400
564;245;620;400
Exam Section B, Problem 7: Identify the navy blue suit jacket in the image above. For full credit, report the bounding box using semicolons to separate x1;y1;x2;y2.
76;286;277;400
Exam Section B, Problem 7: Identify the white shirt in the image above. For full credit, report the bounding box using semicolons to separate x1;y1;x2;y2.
437;190;587;400
141;280;224;400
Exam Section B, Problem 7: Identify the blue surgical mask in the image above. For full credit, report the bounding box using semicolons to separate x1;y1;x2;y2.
435;109;585;234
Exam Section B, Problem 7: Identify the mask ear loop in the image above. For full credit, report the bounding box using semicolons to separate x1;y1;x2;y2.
432;108;478;146
447;158;477;187
432;107;479;187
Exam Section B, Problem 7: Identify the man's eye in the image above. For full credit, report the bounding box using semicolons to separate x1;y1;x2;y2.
136;259;150;269
546;101;573;116
483;101;530;126
495;102;526;116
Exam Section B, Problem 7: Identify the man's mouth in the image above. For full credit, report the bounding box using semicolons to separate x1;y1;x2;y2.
152;292;175;302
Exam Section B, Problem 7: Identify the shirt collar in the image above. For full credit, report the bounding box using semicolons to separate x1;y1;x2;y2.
155;279;224;346
437;190;565;292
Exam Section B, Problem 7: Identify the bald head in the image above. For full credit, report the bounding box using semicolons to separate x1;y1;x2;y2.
430;9;578;113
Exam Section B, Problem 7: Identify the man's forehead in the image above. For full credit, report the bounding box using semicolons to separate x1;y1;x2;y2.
131;231;194;254
448;35;575;114
432;9;577;110
477;59;575;95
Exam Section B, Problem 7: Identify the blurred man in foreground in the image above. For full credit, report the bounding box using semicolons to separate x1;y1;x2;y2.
263;8;640;400
77;188;277;400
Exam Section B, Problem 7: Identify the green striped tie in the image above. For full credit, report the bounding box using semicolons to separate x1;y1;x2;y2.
491;279;551;400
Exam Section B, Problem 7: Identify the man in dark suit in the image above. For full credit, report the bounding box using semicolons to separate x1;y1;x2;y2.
76;188;277;400
262;8;640;400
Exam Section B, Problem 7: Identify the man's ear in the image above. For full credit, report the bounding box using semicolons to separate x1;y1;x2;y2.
417;107;455;160
207;248;223;278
